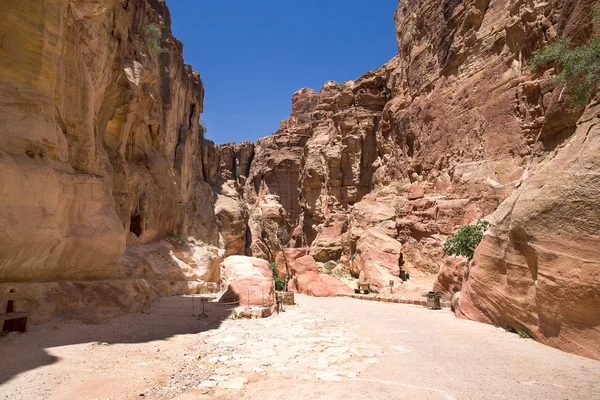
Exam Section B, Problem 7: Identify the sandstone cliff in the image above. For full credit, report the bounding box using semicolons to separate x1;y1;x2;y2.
238;0;599;358
0;0;229;320
1;0;598;360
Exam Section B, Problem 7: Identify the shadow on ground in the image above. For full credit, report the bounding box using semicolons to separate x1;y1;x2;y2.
0;295;234;386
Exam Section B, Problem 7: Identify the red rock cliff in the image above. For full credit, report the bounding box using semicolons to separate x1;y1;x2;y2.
241;0;600;358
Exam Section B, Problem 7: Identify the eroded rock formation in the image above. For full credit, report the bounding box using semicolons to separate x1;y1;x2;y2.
0;0;226;321
457;103;600;360
233;0;600;358
1;0;598;359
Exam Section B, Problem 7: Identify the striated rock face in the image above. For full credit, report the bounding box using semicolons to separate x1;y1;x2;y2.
353;228;403;295
457;104;600;360
0;0;214;280
2;240;223;323
220;141;255;183
244;89;314;231
234;0;599;357
433;256;468;298
0;0;231;320
299;75;390;237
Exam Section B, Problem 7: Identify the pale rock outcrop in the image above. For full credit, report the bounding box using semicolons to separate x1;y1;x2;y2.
215;181;249;257
119;241;223;283
220;256;274;307
309;222;346;262
246;194;289;261
353;228;403;294
0;240;222;323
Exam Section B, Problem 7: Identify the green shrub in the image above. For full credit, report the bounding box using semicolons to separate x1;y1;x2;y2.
144;23;164;56
235;166;242;180
443;220;489;261
530;4;600;106
199;118;208;134
270;262;286;292
517;330;531;339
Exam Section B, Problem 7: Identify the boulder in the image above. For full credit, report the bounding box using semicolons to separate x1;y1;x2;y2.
275;248;309;280
220;256;274;307
288;255;352;297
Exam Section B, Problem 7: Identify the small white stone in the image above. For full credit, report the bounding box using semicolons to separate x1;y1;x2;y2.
221;377;249;390
199;380;218;388
208;375;228;382
314;371;342;382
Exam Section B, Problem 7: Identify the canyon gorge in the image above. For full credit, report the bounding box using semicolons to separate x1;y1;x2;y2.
0;0;598;362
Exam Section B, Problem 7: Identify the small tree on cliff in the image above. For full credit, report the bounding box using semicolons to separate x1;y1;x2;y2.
529;3;600;106
443;220;489;261
144;23;164;57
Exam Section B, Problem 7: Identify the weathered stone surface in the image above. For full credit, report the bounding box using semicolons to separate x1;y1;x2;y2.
215;181;248;257
457;105;600;360
310;222;346;262
0;0;223;319
353;228;403;294
119;241;223;283
288;255;352;297
0;240;222;323
246;194;289;261
275;248;309;280
219;141;255;183
220;256;274;306
433;256;468;298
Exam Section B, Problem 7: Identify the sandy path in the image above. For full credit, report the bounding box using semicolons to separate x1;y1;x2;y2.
241;296;600;399
1;295;599;400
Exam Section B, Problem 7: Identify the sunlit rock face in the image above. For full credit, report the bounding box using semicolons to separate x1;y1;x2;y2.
1;0;598;359
0;0;227;319
240;0;600;358
457;104;600;360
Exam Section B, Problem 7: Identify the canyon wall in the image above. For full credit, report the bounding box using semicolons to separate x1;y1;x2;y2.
0;0;597;359
0;0;232;320
240;0;599;358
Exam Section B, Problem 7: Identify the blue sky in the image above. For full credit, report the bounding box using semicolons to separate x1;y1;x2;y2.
168;0;398;144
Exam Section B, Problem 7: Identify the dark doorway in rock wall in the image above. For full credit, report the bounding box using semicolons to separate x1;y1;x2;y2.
130;214;143;237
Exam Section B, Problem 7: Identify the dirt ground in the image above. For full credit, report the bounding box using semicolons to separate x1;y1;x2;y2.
1;295;599;400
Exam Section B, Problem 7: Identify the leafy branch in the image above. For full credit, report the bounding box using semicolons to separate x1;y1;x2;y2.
443;220;489;261
529;3;600;106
